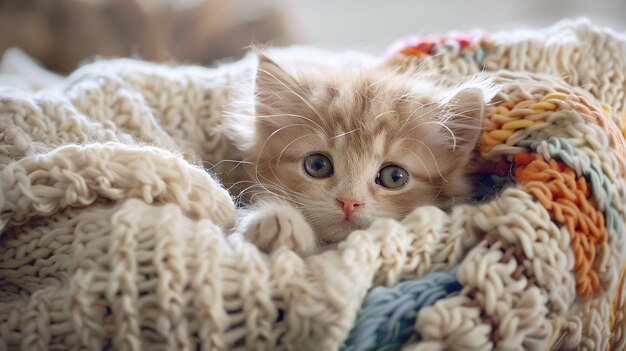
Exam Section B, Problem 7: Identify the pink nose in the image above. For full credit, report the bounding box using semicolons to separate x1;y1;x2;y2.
336;198;364;220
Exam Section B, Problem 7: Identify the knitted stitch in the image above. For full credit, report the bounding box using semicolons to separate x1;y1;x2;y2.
342;268;462;350
1;19;626;351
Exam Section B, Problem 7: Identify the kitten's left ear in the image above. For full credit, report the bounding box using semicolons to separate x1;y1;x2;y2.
255;51;303;114
254;50;308;135
441;87;486;154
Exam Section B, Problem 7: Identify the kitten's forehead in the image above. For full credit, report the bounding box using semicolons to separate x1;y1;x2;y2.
305;70;435;130
328;130;387;163
317;77;438;147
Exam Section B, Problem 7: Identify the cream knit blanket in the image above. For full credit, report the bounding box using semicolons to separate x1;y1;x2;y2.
1;19;625;350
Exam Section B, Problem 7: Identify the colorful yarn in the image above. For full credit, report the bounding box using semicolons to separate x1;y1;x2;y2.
342;268;461;351
375;20;626;349
521;137;623;236
480;95;560;156
390;31;491;67
476;92;621;298
514;152;608;296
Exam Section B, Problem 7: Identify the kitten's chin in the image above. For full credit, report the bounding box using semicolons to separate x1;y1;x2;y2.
314;220;369;246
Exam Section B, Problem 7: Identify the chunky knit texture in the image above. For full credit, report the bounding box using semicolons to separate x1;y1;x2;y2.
1;19;626;350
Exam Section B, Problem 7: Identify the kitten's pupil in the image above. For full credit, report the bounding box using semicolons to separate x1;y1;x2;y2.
391;170;402;182
313;158;326;171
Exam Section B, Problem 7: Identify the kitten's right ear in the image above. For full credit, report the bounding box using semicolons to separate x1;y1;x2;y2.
440;87;486;153
254;50;303;120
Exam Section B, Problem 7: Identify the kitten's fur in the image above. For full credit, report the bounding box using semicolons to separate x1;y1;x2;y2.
229;52;492;256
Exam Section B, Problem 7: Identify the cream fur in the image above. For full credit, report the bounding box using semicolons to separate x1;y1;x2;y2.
231;52;494;252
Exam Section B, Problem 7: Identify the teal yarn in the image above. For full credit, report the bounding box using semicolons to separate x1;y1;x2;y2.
342;268;461;351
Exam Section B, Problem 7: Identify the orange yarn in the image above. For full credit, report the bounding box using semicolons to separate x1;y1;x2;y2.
400;42;434;57
514;153;608;297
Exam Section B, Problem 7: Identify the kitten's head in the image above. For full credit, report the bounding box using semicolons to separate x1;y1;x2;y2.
243;52;491;246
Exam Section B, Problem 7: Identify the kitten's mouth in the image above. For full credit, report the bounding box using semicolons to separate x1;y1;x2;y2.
312;214;372;249
340;219;368;232
316;220;367;246
319;240;339;250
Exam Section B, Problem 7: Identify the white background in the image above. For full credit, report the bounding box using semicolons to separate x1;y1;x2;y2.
287;0;626;54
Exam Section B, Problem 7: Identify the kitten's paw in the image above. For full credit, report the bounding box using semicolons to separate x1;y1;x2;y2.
242;204;317;256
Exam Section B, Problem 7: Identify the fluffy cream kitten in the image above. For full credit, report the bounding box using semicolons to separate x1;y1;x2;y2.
230;52;491;256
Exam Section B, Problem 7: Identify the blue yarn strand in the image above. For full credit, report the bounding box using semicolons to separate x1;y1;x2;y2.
342;267;461;351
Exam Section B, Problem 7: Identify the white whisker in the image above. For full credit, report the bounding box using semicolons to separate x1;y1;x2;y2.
257;112;325;133
399;147;433;182
373;110;396;121
331;128;361;139
423;120;458;151
257;67;329;131
401;137;447;182
275;133;315;164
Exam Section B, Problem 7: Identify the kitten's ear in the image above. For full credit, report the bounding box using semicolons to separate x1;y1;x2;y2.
441;87;486;154
254;51;303;122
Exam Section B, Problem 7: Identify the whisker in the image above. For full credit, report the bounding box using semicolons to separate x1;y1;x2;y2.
252;123;316;202
423;120;458;151
399;147;433;182
401;137;447;182
275;133;315;164
257;67;329;130
372;110;396;121
331;128;361;139
422;181;447;207
393;101;440;137
366;68;401;90
257;112;325;133
227;180;259;192
203;159;253;171
246;183;309;208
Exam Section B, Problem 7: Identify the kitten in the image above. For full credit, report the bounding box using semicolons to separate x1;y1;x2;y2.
231;52;491;256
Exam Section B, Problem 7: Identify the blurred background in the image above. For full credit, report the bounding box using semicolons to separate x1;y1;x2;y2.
0;0;624;74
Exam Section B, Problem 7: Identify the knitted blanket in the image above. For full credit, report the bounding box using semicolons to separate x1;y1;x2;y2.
1;19;625;351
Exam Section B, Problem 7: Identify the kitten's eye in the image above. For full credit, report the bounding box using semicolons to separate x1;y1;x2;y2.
304;153;333;178
376;165;409;189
